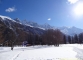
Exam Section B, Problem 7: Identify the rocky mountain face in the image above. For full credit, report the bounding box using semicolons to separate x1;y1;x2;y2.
0;15;44;46
0;15;83;46
22;20;83;36
57;26;83;36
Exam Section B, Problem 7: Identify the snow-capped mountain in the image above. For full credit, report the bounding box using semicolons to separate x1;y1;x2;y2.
0;15;83;46
0;15;45;46
57;26;83;36
22;20;83;36
22;20;54;30
0;15;44;35
0;15;83;36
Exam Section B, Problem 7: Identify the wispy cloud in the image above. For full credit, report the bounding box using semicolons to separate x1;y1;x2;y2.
68;0;79;4
5;7;16;12
47;18;51;21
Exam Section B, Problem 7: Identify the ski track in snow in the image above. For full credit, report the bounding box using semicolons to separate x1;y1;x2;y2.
10;51;23;60
73;47;83;60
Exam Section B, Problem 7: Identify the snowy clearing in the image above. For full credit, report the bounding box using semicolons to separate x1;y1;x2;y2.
0;44;83;60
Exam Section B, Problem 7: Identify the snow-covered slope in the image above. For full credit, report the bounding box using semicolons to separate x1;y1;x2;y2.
22;20;83;35
0;15;45;46
1;44;83;60
21;19;83;35
24;20;83;35
58;26;83;35
0;15;44;35
22;20;54;30
0;15;83;36
0;15;16;22
0;15;12;20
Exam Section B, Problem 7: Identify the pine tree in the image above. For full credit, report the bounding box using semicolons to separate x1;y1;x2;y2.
68;35;72;44
74;34;79;43
63;35;66;44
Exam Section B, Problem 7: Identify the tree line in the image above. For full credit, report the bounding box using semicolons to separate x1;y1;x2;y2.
1;28;83;47
0;28;64;46
64;33;83;44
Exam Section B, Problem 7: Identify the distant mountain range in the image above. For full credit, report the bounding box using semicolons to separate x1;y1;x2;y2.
57;26;83;36
21;18;83;36
0;15;83;36
0;15;45;45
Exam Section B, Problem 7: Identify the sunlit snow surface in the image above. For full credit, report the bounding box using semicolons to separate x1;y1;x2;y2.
0;44;83;60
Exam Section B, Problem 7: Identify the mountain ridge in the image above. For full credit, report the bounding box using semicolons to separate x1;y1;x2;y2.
0;15;83;36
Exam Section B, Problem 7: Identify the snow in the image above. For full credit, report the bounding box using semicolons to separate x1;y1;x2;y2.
38;27;45;30
24;22;45;30
0;44;83;60
58;26;83;36
0;15;12;20
0;15;44;30
1;15;83;36
0;15;22;24
25;24;34;27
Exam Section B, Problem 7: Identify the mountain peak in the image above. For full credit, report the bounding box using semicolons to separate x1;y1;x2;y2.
0;15;12;20
0;15;83;36
0;15;19;23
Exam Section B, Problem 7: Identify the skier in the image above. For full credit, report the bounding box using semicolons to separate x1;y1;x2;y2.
11;46;14;50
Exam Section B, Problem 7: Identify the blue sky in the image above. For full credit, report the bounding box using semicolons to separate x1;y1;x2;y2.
0;0;83;29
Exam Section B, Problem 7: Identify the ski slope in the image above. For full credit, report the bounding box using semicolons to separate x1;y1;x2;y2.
0;44;83;60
